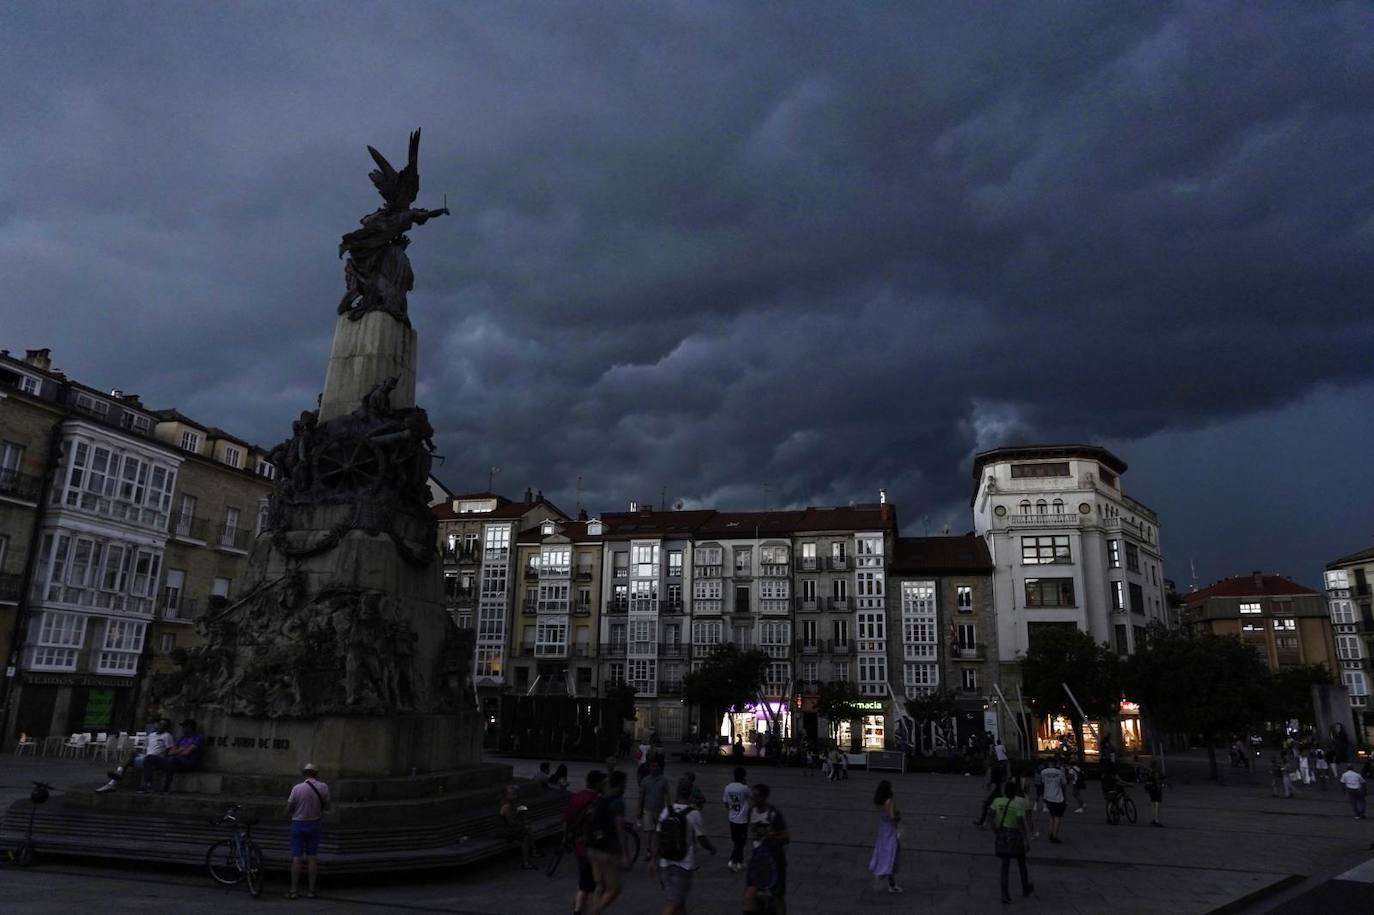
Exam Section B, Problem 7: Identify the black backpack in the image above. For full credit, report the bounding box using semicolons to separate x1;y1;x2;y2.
657;805;690;861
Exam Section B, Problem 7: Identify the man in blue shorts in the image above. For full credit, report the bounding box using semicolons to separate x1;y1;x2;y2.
286;763;330;899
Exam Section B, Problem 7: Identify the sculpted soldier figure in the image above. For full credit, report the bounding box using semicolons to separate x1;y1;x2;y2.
338;129;449;323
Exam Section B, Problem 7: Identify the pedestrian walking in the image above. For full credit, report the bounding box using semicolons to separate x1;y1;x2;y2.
1032;761;1046;813
990;737;1009;787
868;780;903;894
1315;749;1331;791
1270;757;1293;798
650;779;717;914
1068;762;1086;813
1040;757;1067;844
989;780;1034;904
1341;765;1367;819
639;758;670;862
587;769;630;913
1298;750;1313;785
562;770;604;915
744;784;790;915
1144;759;1165;827
722;766;752;873
286;763;329;900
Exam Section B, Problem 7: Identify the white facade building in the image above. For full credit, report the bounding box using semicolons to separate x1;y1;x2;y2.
971;445;1167;663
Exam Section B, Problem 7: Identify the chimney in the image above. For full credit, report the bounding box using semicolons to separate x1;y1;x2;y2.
536;489;543;502
577;508;588;522
23;348;51;370
1252;571;1264;589
524;487;533;503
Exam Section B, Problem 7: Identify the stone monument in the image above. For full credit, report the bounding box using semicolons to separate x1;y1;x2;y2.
0;131;541;872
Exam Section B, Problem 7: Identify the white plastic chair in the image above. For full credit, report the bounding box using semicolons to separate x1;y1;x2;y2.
133;732;148;752
14;735;36;756
60;733;89;758
89;732;109;759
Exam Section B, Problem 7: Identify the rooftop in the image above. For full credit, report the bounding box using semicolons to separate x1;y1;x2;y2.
971;443;1128;481
890;534;992;574
1182;573;1318;605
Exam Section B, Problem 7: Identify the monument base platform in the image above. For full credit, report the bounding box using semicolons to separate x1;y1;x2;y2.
0;761;570;874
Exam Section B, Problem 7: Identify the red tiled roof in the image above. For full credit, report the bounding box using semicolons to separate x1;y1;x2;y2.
890;534;992;574
598;510;717;537
516;519;604;543
794;505;895;532
1182;574;1318;605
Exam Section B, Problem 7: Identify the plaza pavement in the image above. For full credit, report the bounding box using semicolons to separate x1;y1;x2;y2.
1;751;1372;913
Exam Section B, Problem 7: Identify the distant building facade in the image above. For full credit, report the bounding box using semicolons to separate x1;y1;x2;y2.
1184;573;1337;673
1324;548;1374;738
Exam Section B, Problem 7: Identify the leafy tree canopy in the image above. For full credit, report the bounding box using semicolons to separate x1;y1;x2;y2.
682;643;771;722
1266;663;1334;726
604;682;638;721
1122;622;1271;738
1019;625;1121;723
905;688;959;727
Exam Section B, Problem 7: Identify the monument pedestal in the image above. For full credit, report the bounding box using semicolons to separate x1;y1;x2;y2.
319;311;417;422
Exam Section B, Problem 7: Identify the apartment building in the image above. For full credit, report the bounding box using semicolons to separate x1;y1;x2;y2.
432;489;565;720
1325;547;1374;719
509;518;603;699
888;534;998;741
1184;572;1337;673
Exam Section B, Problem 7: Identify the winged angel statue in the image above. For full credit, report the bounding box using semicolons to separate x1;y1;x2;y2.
338;129;449;324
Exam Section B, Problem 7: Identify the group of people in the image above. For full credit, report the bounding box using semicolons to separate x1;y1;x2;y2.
554;755;790;915
95;717;204;794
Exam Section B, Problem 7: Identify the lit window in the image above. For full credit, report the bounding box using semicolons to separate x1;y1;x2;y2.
1239;602;1262;615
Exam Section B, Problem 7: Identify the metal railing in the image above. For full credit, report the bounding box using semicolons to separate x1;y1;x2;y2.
217;525;252;550
0;469;42;502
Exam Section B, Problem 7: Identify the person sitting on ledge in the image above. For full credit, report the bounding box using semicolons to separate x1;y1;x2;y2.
142;718;206;793
97;718;174;793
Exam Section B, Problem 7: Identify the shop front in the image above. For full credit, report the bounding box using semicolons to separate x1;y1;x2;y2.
1118;700;1143;753
1035;714;1100;757
832;699;888;751
720;700;792;750
13;672;135;740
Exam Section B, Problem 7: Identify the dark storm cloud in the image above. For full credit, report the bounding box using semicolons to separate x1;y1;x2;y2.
3;1;1372;583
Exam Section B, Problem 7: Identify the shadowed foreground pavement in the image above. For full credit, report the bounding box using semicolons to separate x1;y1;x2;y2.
2;751;1371;913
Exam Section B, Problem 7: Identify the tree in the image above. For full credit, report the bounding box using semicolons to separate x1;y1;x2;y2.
904;688;959;755
682;643;771;738
816;680;866;748
1266;664;1334;730
1123;622;1272;781
604;682;638;722
1020;625;1121;761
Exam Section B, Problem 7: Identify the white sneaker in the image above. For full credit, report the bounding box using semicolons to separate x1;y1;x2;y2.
887;884;904;894
1073;807;1085;814
95;780;118;793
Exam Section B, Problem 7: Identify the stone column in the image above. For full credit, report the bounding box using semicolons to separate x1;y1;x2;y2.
318;311;417;423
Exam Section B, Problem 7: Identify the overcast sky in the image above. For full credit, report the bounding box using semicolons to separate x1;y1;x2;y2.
3;2;1371;589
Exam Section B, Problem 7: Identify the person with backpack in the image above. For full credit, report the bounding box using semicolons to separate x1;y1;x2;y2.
587;769;630;912
650;777;717;913
563;769;605;915
723;767;752;873
744;783;790;914
989;780;1034;903
286;763;330;900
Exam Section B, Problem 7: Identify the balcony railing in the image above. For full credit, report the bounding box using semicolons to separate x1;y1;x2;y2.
599;642;627;657
169;512;209;541
218;525;252;551
521;598;537;615
831;557;850;571
694;564;722;578
795;596;820;612
524;567;539;581
796;638;820;654
662;599;685;614
537;600;569;613
572;643;593;657
658;680;683;696
575;568;594;582
0;572;23;602
826;640;852;655
540;565;571;579
658;643;688;659
573;602;592;616
441;546;480;563
0;469;42;502
999;512;1082;529
158;593;200;621
760;563;790;578
606;599;628;615
952;644;986;661
826;597;851;612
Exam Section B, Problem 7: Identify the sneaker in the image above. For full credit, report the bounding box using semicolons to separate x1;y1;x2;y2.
1073;806;1085;814
1152;821;1164;828
95;780;118;793
887;884;904;894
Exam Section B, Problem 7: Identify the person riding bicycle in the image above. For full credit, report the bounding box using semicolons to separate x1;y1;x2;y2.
1100;764;1128;820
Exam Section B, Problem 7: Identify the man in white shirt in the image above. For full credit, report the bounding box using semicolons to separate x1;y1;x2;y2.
97;718;174;793
722;767;752;873
1040;756;1068;843
1340;765;1366;819
651;780;716;915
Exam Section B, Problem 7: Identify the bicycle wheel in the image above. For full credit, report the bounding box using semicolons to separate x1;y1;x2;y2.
1122;796;1138;824
245;843;264;897
1105;801;1120;825
205;840;243;886
14;842;33;867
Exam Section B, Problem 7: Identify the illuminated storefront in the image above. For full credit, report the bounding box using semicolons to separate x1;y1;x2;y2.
720;701;792;746
1036;714;1100;756
1118;700;1143;752
833;700;888;750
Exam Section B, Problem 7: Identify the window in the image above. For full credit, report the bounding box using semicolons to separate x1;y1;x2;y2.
800;542;817;568
74;392;109;417
628;659;656;694
856;570;883;597
605;662;625;685
1010;462;1070;478
667;551;683;578
1115;624;1129;655
179;430;201;452
629;619;656;654
211;577;231;598
1035;500;1048;514
692;621;722;645
733;548;752;576
956;586;972;612
256;460;275;480
901;582;937;662
904;662;938;691
1128;583;1144;615
630;579;657;611
28;611;87;670
961;668;978;691
760;622;790;658
612;552;629;578
221;506;241;546
801;579;817;602
484;525;511;559
1111;581;1125;612
1273;618;1296;631
1107;540;1120;569
542;547;571;575
956;622;976;651
97;619;145;674
833;578;848;601
857;611;885;642
19;374;39;395
158;632;175;654
163;569;185;618
766;661;791;691
694;546;722;568
633;543;659;577
833;661;850;682
1021;536;1071;565
1051;499;1064;514
1;440;24;479
832;619;849;647
1331;600;1357;625
800;619;818;646
1343;671;1369;698
858;655;886;694
734;585;750;614
693;578;722;601
1326;570;1351;590
1124;542;1140;573
535;621;568;656
761;545;788;566
1239;602;1262;615
801;660;819;683
832;541;847;565
174;493;197;537
223;445;243;469
1024;578;1075;607
475;646;502;678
